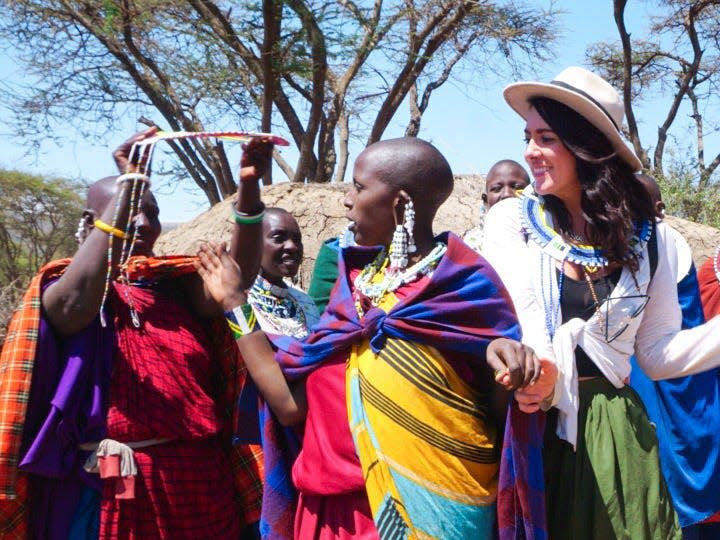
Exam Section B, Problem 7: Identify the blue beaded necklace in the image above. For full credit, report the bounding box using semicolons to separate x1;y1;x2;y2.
520;192;652;269
521;191;652;340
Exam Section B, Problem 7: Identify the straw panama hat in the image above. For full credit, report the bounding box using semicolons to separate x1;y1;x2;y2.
503;66;643;172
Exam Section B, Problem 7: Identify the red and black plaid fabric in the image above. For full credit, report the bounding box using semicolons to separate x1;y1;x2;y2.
100;281;244;538
206;317;264;527
1;255;263;538
107;282;223;440
100;439;240;540
0;259;70;538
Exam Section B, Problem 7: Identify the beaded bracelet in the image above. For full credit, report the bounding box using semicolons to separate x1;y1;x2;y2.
116;172;152;187
225;303;260;339
232;202;266;225
94;219;128;240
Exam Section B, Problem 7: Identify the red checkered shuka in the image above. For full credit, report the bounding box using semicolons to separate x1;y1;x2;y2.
100;280;239;539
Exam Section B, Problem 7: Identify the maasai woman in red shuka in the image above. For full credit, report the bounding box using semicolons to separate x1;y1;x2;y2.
0;129;275;539
197;137;550;540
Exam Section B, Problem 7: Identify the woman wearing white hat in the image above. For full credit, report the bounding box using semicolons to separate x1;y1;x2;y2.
483;66;720;540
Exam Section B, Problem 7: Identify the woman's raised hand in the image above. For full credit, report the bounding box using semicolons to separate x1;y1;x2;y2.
239;136;274;183
113;126;159;174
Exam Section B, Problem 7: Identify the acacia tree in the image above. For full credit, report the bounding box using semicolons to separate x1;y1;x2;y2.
0;0;556;203
0;170;83;286
588;0;720;189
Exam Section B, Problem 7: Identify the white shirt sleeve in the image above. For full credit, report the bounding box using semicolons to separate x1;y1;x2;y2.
634;223;720;379
482;199;555;360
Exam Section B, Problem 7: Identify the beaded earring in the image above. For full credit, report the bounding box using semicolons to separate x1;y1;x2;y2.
74;215;89;246
388;224;408;274
388;197;416;274
404;199;416;254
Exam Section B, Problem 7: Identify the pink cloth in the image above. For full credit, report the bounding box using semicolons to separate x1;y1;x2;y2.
97;455;135;500
294;491;378;540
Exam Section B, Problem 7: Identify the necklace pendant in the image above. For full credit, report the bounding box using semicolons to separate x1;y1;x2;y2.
130;308;141;328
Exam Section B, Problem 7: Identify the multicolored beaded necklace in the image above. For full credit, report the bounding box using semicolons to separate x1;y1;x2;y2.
353;242;446;316
248;275;309;338
521;191;652;339
520;193;653;270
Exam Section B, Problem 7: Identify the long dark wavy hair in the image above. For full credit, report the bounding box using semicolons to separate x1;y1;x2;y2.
530;97;655;271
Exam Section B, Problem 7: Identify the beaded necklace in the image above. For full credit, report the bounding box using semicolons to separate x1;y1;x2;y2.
520;192;652;269
522;191;651;340
248;275;310;339
353;242;447;316
714;245;720;284
540;254;566;340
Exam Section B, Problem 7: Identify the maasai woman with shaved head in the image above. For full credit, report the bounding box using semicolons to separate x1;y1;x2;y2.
197;136;545;539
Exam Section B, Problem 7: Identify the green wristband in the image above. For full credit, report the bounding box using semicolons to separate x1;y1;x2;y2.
232;203;265;225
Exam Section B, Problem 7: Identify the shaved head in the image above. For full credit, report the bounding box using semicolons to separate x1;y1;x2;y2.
86;176;119;216
358;137;454;211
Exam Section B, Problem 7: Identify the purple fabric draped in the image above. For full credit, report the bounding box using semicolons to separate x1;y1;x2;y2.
19;315;114;540
252;232;533;539
498;403;548;540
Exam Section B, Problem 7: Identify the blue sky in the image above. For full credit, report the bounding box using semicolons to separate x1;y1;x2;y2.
0;1;677;222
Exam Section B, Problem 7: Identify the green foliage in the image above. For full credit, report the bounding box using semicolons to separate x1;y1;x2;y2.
653;161;720;229
0;0;558;191
0;169;84;287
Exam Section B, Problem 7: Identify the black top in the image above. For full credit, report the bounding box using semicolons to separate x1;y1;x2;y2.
559;268;623;377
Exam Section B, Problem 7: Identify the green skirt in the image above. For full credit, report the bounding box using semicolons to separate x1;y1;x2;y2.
544;378;681;540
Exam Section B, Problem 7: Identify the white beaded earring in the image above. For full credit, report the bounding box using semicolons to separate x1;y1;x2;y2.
75;214;93;246
388;197;416;274
404;199;416;254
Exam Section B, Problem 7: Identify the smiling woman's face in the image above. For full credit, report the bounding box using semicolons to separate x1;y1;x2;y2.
260;211;303;285
523;107;581;203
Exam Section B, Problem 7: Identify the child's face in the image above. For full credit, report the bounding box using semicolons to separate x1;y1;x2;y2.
343;151;398;247
483;164;529;209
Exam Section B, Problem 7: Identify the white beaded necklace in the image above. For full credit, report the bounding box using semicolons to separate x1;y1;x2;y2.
353;241;446;314
713;245;720;283
248;275;311;339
